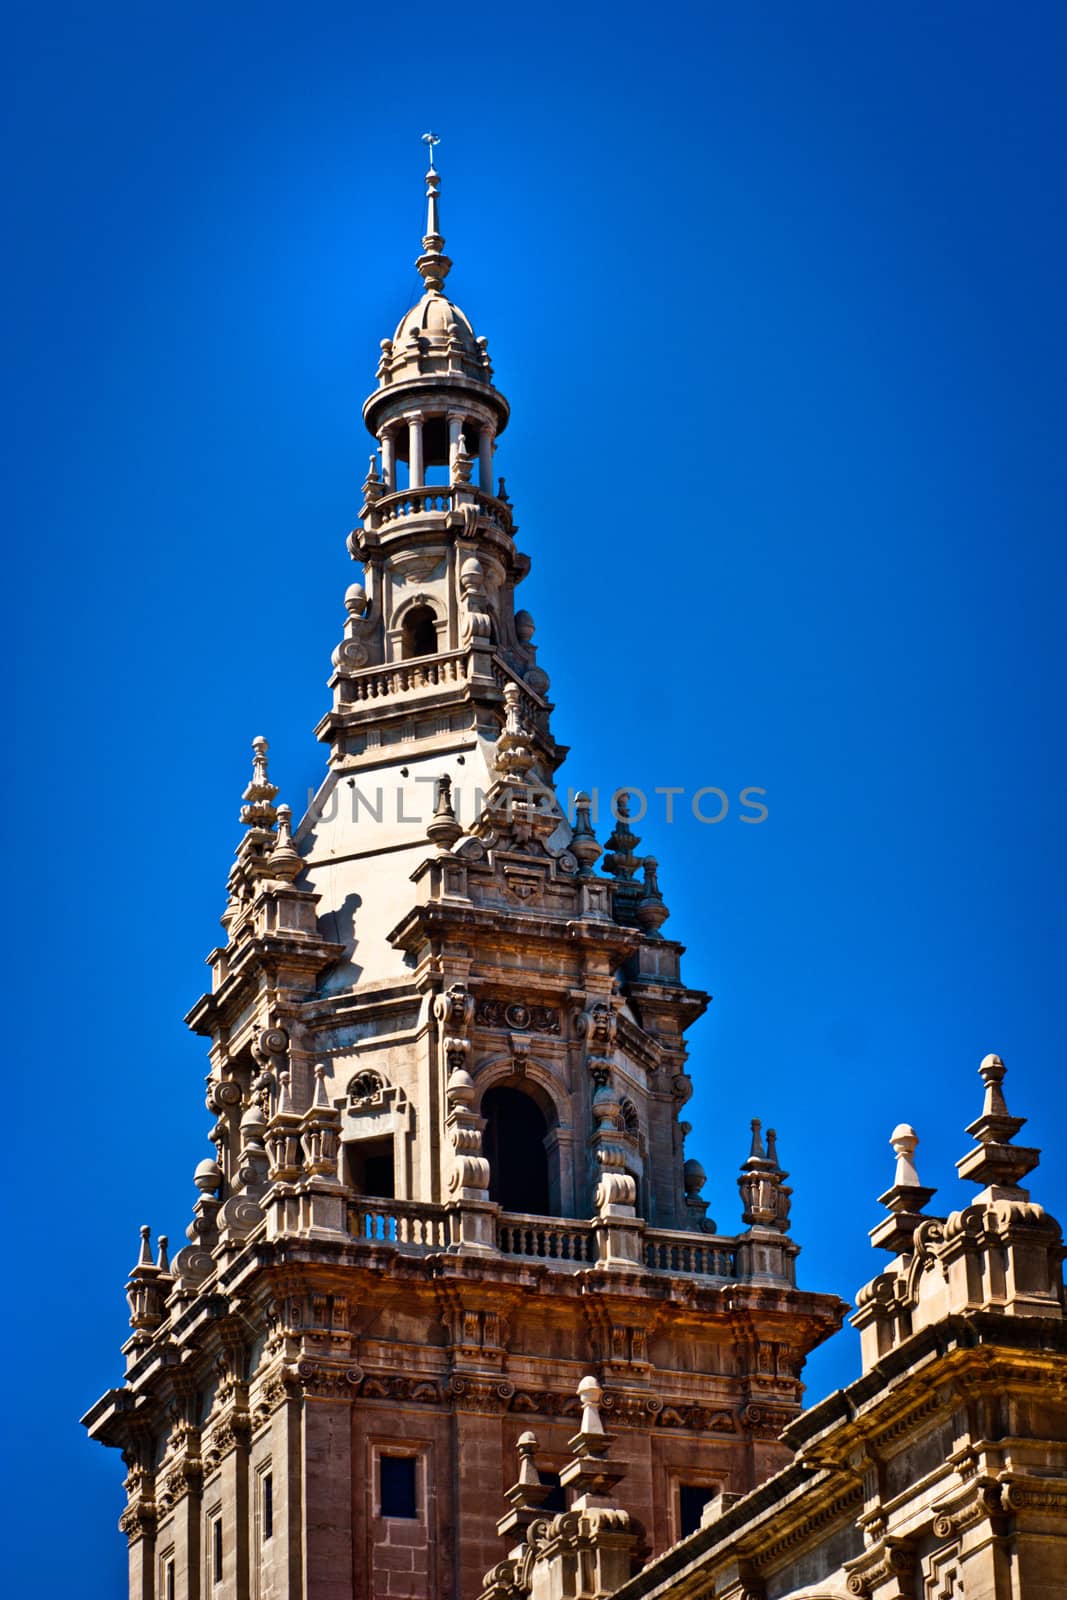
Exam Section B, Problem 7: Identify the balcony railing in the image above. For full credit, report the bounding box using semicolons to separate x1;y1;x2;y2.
340;650;467;704
644;1229;738;1278
347;1199;738;1279
364;485;514;536
497;1213;596;1265
349;1198;452;1251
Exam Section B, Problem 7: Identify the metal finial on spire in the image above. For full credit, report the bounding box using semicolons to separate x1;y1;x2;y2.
416;133;451;292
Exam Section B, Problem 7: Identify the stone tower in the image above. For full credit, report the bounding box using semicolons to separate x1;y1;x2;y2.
84;148;846;1600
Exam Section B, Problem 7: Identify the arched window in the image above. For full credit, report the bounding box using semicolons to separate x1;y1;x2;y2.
482;1085;551;1216
401;605;438;659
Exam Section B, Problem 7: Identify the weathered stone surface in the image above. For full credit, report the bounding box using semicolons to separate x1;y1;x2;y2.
83;151;847;1600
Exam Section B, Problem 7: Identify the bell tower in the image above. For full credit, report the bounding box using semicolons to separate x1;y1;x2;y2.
84;145;846;1600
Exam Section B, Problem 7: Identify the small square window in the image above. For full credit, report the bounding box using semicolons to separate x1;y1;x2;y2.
263;1472;273;1540
679;1484;712;1538
379;1454;418;1519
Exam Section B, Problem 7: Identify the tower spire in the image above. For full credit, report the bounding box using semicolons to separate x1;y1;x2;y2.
417;132;451;293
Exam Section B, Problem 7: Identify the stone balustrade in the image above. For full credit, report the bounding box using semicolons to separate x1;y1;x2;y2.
363;484;513;535
348;1197;453;1250
341;650;467;703
346;1199;741;1279
644;1228;738;1277
497;1213;596;1265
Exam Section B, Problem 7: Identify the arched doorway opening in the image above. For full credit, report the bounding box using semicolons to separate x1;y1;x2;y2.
482;1085;552;1216
401;605;438;658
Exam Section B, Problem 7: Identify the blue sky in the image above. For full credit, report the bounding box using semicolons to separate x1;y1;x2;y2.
4;2;1066;1593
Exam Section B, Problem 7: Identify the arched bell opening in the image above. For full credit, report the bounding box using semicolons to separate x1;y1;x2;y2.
380;411;495;491
481;1084;556;1217
401;604;439;659
420;414;451;486
390;413;454;489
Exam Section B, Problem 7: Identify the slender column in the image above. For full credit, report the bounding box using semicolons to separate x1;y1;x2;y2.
380;427;397;491
127;1527;155;1600
478;426;494;493
176;1484;202;1600
447;411;465;475
218;1424;251;1600
407;413;425;489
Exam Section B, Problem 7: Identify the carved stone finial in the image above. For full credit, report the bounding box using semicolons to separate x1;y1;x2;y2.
494;1428;553;1544
559;1373;629;1511
683;1157;706;1197
577;1374;605;1435
602;793;641;880
451;432;474;485
516;1431;540;1487
240;736;279;830
978;1052;1011;1118
870;1122;938;1254
636;855;669;937
155;1236;170;1274
193;1157;222;1195
267;803;302;882
739;1118;793;1234
494;683;536;782
570;791;602;876
890;1123;921;1188
362;453;382;501
126;1225;167;1335
957;1052;1040;1198
427;772;463;849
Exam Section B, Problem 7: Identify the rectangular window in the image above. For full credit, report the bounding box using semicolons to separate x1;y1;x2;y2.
164;1558;175;1600
212;1516;224;1585
347;1136;396;1199
679;1484;712;1539
379;1454;417;1519
263;1472;273;1541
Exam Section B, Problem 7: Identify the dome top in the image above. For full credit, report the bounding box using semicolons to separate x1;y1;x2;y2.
369;140;501;404
381;289;493;389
